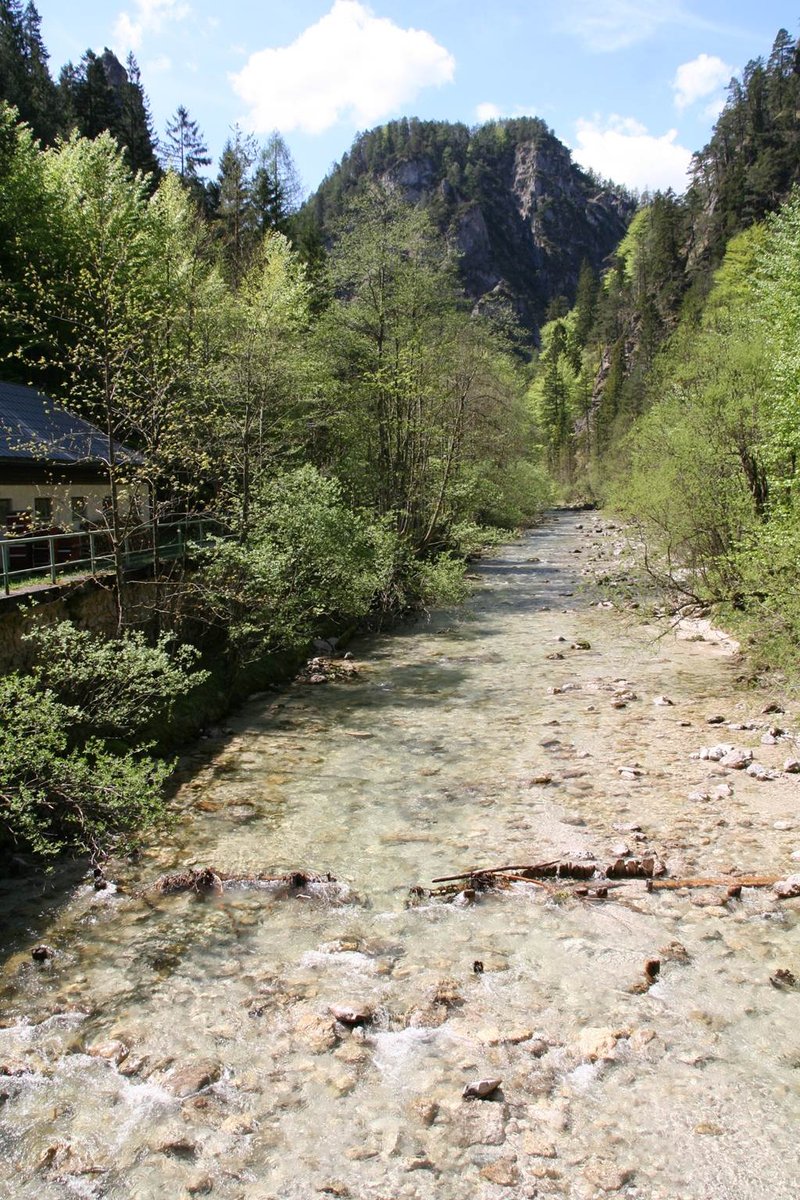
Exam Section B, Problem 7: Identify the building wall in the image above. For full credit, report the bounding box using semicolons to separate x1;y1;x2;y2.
0;481;147;530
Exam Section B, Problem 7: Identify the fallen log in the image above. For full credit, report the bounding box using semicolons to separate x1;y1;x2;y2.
150;867;341;897
647;875;780;892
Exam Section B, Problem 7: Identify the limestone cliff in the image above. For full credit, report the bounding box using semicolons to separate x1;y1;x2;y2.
308;118;634;344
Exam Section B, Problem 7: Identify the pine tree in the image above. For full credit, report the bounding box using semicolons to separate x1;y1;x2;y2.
119;53;159;177
573;259;598;349
61;49;120;140
0;1;61;140
215;126;257;284
162;104;210;182
251;131;301;236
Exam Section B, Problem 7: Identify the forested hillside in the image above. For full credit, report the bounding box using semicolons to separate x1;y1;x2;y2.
527;25;800;676
306;116;634;342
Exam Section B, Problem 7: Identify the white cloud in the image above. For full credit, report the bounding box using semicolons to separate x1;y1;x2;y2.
557;0;743;53
231;1;455;136
476;102;503;123
573;115;693;192
144;54;172;75
113;0;190;53
556;0;679;52
673;53;732;110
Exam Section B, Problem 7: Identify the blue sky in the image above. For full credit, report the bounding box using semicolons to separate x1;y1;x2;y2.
40;1;797;196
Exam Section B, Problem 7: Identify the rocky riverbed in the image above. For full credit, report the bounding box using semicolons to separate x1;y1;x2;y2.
0;510;798;1200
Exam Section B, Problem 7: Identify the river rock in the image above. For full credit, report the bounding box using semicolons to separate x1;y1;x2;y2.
719;748;753;769
316;1180;350;1196
403;1154;437;1172
328;1070;357;1096
629;1028;657;1052
653;695;674;706
163;1058;221;1097
475;1025;533;1047
747;762;778;781
118;1052;151;1078
407;1099;438;1127
773;874;800;899
480;1158;519;1186
462;1077;502;1100
660;940;690;962
453;1101;507;1146
186;1172;214;1194
154;1132;198;1156
0;1056;33;1076
406;1003;449;1029
522;1132;557;1157
576;1028;628;1062
293;1010;339;1053
697;743;731;761
31;945;54;962
329;1004;372;1027
584;1159;634;1192
87;1039;128;1064
528;1037;550;1058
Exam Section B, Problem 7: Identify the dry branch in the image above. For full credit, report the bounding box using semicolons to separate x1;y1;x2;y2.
647;874;781;892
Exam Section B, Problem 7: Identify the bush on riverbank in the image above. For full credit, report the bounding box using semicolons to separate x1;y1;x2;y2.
0;624;207;859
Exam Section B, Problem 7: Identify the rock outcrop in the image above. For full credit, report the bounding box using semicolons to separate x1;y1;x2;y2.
308;117;634;344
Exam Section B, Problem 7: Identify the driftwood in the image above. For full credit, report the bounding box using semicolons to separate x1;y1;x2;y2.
430;855;664;887
151;867;339;897
430;860;596;885
415;859;628;906
607;856;665;880
431;862;559;883
647;874;781;892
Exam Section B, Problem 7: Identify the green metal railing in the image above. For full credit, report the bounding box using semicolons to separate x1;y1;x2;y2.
0;516;226;597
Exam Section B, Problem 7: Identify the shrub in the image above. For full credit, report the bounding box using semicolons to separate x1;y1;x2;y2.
0;675;171;859
199;465;397;655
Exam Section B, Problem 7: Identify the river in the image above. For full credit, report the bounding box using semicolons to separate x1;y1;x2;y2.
1;510;798;1200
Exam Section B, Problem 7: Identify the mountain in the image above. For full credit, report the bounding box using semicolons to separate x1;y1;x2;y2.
306;117;635;344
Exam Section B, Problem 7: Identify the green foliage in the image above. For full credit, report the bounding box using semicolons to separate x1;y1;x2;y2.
22;622;207;741
407;553;470;611
0;673;172;859
607;187;800;674
199;466;397;655
688;28;800;262
317;184;550;548
0;1;62;143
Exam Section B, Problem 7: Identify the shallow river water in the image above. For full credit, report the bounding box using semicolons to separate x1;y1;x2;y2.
1;511;798;1200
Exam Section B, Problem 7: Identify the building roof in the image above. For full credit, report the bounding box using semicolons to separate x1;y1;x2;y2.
0;380;142;467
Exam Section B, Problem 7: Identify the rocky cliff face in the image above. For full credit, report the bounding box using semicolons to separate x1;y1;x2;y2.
310;119;634;345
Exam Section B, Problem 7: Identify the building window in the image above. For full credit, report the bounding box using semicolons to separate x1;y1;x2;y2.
33;497;53;528
0;499;12;523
